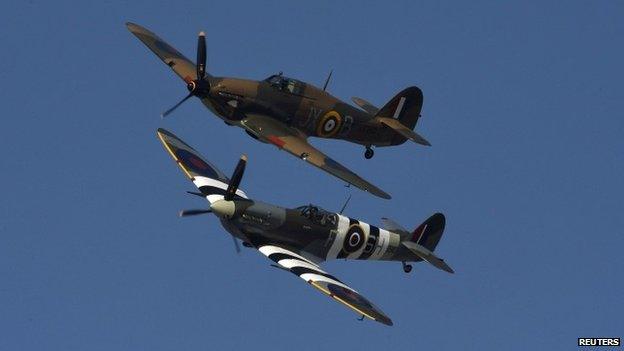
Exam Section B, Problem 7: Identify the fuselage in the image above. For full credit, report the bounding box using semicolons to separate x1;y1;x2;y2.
220;199;420;263
201;75;401;147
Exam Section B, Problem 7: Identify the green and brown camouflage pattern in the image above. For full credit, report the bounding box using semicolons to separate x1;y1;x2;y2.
128;22;430;199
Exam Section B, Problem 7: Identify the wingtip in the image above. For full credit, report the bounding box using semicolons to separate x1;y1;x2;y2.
125;22;154;35
365;187;392;200
377;316;394;326
125;21;139;30
417;136;431;147
376;190;392;200
444;264;455;274
156;128;176;140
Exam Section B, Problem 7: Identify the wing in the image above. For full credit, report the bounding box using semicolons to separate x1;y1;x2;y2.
258;245;393;326
241;114;391;199
157;128;247;202
126;22;206;83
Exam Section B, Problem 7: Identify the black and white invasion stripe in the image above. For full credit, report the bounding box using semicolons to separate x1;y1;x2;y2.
192;176;248;203
258;245;350;290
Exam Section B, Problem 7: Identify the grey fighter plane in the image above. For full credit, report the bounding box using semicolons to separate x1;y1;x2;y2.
157;128;454;326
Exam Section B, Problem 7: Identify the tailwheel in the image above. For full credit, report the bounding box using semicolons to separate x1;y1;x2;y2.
402;261;412;273
364;147;374;159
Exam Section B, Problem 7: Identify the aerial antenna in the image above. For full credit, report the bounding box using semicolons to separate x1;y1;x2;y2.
339;194;352;214
322;69;333;91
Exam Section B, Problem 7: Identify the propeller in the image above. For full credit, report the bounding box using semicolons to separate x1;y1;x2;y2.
161;31;210;118
179;207;241;255
224;155;247;201
232;237;241;254
179;155;248;254
161;93;194;118
179;209;212;217
196;31;207;80
180;155;247;219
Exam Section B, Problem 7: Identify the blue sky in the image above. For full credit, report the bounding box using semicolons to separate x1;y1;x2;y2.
1;1;623;350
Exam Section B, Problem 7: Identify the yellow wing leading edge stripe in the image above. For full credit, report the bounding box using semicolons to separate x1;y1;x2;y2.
258;244;392;325
157;131;194;180
309;281;377;322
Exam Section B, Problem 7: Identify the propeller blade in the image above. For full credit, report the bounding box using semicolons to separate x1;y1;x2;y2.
197;31;206;80
225;155;247;201
179;209;212;217
232;237;241;254
161;92;193;118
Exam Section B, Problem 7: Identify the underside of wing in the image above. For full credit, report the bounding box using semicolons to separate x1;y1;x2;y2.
258;245;393;326
157;128;247;201
241;114;391;199
127;22;205;83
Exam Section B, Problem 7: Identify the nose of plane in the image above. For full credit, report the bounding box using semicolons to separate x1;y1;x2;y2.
210;200;235;219
212;78;251;98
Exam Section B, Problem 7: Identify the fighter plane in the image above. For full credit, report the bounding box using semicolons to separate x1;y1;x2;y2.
157;128;453;326
128;22;433;200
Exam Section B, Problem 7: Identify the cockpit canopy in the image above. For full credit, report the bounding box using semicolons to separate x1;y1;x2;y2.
296;204;337;227
265;73;304;95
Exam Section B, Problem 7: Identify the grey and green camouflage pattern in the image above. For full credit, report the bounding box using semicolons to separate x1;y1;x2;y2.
156;128;453;326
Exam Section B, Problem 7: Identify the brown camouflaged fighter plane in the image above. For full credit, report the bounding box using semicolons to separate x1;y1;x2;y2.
128;22;432;200
157;128;453;326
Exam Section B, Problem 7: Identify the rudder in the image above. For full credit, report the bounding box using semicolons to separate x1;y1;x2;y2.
375;86;424;131
411;213;445;252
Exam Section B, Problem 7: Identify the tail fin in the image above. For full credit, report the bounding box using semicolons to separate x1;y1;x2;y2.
411;213;445;252
402;213;453;273
376;87;423;129
375;87;431;146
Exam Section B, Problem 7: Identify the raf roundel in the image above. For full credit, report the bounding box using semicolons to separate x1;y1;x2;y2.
324;119;336;132
343;224;365;253
316;110;342;137
175;149;219;179
328;284;374;309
